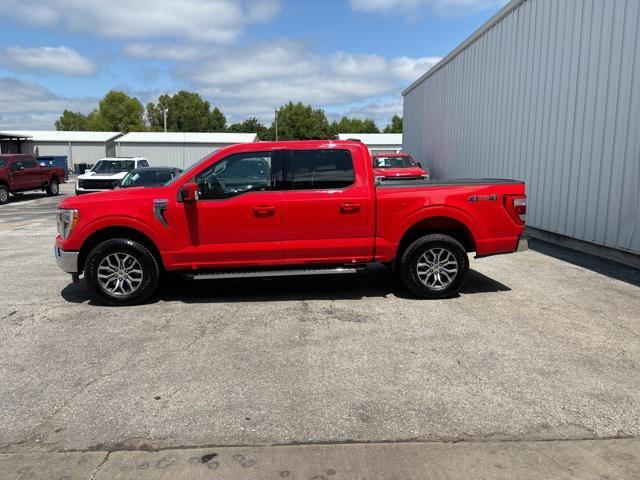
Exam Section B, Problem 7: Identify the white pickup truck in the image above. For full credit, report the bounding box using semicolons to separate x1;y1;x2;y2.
76;157;149;194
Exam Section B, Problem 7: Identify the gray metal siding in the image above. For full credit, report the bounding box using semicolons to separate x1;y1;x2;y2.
29;142;109;166
115;143;223;169
403;0;640;254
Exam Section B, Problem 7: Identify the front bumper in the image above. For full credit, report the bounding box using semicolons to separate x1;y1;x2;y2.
55;246;79;273
516;237;529;252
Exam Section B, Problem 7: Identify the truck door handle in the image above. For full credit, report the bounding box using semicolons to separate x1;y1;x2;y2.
340;203;361;213
253;206;276;217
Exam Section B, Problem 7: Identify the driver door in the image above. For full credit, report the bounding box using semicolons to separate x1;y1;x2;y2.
171;150;284;268
9;159;27;189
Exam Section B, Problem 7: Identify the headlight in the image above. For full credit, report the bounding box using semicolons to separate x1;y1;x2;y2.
56;209;79;240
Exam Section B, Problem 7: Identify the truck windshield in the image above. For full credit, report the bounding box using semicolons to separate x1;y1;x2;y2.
373;155;416;168
0;159;7;168
120;169;176;188
92;160;135;173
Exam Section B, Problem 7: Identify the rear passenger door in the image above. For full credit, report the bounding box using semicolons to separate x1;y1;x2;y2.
281;148;374;264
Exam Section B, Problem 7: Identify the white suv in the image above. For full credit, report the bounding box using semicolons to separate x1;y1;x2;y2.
76;157;149;194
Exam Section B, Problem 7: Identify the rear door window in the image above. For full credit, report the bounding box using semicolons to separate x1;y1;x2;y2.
287;149;354;190
24;158;37;168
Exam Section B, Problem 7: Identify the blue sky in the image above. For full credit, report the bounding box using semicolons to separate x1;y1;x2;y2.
0;0;506;130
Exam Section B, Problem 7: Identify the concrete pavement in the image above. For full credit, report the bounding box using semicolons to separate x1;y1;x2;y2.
1;439;639;479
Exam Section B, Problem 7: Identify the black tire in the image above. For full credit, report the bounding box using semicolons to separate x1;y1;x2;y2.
0;185;9;204
399;234;469;299
85;238;160;306
46;178;60;196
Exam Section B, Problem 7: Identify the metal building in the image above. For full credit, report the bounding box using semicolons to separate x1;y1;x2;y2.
115;132;259;169
337;133;402;153
0;131;121;166
403;0;640;256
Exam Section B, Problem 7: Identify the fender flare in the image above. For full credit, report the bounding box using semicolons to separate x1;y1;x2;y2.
393;205;481;246
76;215;166;250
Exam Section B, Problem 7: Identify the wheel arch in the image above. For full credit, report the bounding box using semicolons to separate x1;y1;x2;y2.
396;215;477;261
78;226;163;274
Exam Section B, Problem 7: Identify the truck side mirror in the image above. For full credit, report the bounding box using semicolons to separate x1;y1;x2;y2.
179;182;198;202
417;162;422;168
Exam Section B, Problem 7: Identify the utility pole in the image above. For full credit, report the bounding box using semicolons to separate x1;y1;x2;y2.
163;108;168;133
274;107;278;141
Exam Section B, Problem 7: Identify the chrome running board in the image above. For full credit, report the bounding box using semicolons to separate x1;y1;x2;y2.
184;267;362;281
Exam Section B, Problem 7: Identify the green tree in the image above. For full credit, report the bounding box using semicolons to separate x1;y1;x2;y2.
228;117;268;136
85;90;145;133
146;91;226;132
329;116;380;136
55;110;88;131
273;102;331;140
383;114;403;133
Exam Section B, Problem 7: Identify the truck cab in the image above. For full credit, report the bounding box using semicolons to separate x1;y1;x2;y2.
76;157;149;194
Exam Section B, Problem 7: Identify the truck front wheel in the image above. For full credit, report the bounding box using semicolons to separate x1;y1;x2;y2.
85;238;160;306
399;234;469;299
46;179;59;196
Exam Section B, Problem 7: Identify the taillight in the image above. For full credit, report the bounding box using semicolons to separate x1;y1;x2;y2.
504;195;526;224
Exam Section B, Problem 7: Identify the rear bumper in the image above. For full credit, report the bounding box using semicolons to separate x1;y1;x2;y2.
516;237;529;252
55;246;79;273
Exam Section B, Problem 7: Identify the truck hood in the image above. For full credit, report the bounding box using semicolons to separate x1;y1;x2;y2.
77;171;129;181
59;185;169;209
373;167;428;178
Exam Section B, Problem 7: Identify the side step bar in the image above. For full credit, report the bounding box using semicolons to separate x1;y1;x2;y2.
183;267;363;281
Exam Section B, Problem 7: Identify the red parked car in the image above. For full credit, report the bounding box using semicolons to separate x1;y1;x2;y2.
54;140;527;305
0;154;65;204
372;152;429;180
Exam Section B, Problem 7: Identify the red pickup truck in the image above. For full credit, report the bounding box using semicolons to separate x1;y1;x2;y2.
372;152;430;180
54;140;527;305
0;154;65;204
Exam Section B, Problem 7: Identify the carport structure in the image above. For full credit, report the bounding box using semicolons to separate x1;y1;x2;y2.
0;132;32;153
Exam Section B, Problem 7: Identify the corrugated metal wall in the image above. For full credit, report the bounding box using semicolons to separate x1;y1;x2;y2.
115;143;225;169
23;142;110;166
403;0;640;254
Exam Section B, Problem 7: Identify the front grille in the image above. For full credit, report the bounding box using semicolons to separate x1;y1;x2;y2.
80;179;117;189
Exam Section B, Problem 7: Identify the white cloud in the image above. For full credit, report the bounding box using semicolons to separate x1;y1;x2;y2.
0;46;97;76
123;43;208;61
0;77;96;129
349;0;507;15
0;0;281;43
181;40;441;127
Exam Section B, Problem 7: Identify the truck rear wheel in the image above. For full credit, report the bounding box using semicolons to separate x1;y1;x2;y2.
85;238;160;306
46;179;59;196
399;234;469;299
0;185;8;204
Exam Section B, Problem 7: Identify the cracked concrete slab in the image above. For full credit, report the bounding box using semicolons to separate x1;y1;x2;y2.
0;451;106;480
1;439;639;480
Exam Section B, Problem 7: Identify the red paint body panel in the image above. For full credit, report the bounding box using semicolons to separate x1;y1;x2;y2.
56;141;526;272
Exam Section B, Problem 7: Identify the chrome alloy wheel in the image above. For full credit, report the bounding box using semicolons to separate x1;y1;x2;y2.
416;247;459;290
50;181;59;194
0;188;8;203
97;252;143;296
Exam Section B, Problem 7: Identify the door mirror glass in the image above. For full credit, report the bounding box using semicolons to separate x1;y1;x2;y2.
180;182;198;202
